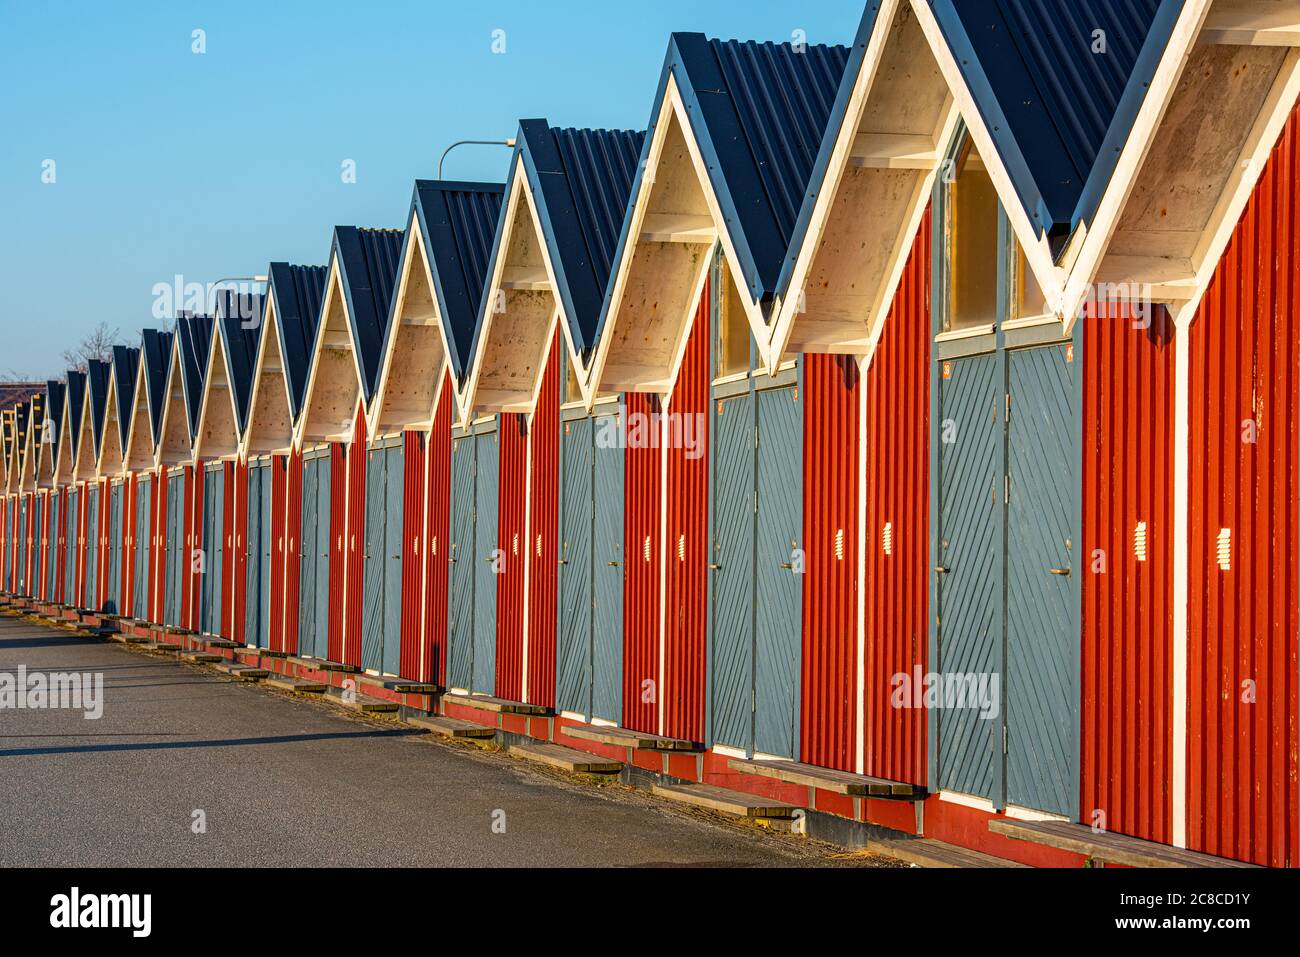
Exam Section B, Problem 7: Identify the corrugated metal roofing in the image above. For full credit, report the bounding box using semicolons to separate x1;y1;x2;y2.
14;402;29;467
63;370;86;457
84;358;110;459
110;344;140;453
266;262;328;420
408;181;503;383
140;329;173;448
213;290;266;434
43;380;66;468
510;122;645;359
927;0;1176;247
332;226;404;401
175;314;214;441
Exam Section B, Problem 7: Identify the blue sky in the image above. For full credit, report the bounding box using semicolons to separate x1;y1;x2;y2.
0;0;862;379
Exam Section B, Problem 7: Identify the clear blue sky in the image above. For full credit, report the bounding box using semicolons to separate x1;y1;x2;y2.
0;0;862;380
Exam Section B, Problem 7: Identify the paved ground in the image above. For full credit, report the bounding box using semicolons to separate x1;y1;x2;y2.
0;612;888;868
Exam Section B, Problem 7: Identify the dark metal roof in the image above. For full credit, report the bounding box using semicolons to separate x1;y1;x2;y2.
27;393;44;459
140;329;173;448
331;226;405;402
266;263;328;421
926;0;1177;249
63;370;86;460
14;402;29;467
175;314;214;441
110;345;140;453
405;181;504;384
213;290;266;435
497;122;644;361
594;30;849;346
84;358;111;460
43;380;66;468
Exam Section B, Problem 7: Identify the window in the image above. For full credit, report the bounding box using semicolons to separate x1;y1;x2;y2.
563;352;583;405
717;260;752;377
1013;244;1051;320
945;138;999;332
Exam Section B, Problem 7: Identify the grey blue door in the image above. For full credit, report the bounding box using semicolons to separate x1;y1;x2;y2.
133;480;151;617
201;465;224;636
64;489;78;602
45;494;60;600
932;345;1078;817
934;353;1003;804
165;472;184;627
362;441;405;675
299;451;331;659
709;384;803;758
32;497;44;598
447;430;498;695
1004;344;1077;817
17;497;27;594
245;461;270;647
556;410;625;723
105;482;122;613
84;485;99;610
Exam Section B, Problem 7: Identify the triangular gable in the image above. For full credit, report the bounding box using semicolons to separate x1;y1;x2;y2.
194;293;264;460
18;394;43;493
97;345;140;477
5;404;27;494
460;124;642;420
589;32;849;393
73;360;110;483
296;226;403;446
155;316;211;466
1;410;12;491
370;182;502;436
243;263;327;456
1060;0;1300;326
122;329;173;473
53;370;85;487
35;380;65;488
911;0;1189;320
771;0;959;362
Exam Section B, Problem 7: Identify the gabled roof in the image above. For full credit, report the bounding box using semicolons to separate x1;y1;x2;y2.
18;393;43;492
368;182;502;437
53;370;85;486
194;292;265;461
155;316;212;466
96;345;140;477
459;123;642;420
8;402;30;493
141;329;173;448
589;31;850;393
72;359;110;481
1;409;13;489
121;329;172;474
242;263;327;456
771;0;960;362
176;314;214;440
35;379;66;487
295;226;403;446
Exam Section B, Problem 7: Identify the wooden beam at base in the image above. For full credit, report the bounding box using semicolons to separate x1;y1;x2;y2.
1093;254;1198;302
849;132;940;170
500;267;551;291
638;213;717;244
1200;1;1300;46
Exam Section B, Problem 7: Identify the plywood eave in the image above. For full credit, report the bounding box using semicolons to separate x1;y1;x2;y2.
294;257;364;450
240;297;297;462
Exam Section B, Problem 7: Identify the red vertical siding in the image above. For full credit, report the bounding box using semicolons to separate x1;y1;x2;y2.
270;454;287;652
76;485;87;608
122;476;136;617
181;465;201;632
527;334;560;708
1081;303;1175;843
496;412;529;702
423;376;453;685
149;470;164;623
623;390;662;734
55;488;67;605
662;281;710;742
96;479;110;610
862;210;931;785
400;430;426;680
231;460;248;644
1187;106;1299;868
344;411;367;666
328;442;347;663
220;461;234;638
284;450;303;656
802;353;860;772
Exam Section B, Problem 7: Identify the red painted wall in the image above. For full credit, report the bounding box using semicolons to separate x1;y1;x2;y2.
862;210;931;785
422;375;453;685
623;390;662;734
149;469;164;624
527;334;560;708
399;430;426;679
328;443;347;663
496;412;528;702
270;454;287;652
802;354;860;772
344;411;367;666
662;281;710;742
284;450;303;656
232;460;249;644
1187;105;1299;868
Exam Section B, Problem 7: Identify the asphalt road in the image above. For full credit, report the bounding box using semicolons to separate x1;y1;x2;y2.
0;612;880;868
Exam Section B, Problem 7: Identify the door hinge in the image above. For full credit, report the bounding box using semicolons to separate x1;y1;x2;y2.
1004;474;1010;504
1003;725;1008;754
1005;392;1011;423
751;687;757;712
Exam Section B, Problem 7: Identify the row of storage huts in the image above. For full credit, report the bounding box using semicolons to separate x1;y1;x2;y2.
2;0;1297;867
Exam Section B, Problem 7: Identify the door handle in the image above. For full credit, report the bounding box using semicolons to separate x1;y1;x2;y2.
709;562;722;570
607;561;620;568
1050;566;1071;577
779;562;793;570
935;565;949;574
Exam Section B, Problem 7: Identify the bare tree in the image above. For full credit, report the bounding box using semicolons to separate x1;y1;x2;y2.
61;320;123;372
